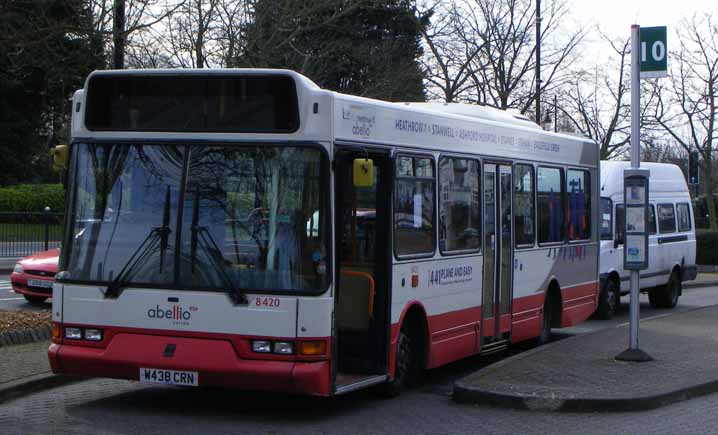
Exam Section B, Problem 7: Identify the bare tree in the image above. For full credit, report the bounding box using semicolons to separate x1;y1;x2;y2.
160;0;221;68
459;0;584;114
419;1;483;102
90;0;183;68
215;0;252;67
651;14;718;230
561;35;630;159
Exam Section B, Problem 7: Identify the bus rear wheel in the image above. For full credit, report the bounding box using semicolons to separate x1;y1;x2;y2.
538;296;552;345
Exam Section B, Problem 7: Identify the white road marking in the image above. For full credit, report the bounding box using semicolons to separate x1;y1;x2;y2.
0;297;24;301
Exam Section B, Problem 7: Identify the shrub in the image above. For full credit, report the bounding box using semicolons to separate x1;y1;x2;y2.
696;230;718;266
0;184;65;213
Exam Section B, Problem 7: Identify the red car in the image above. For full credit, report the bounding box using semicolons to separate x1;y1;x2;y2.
10;248;59;305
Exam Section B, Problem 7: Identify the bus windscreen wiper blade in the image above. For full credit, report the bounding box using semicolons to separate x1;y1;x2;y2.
103;226;169;298
104;187;173;298
190;193;248;306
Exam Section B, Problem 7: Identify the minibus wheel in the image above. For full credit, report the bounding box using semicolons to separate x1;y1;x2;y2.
649;271;681;308
596;279;619;320
664;271;681;308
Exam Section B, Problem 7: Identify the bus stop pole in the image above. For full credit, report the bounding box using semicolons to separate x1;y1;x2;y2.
629;24;640;351
616;25;652;362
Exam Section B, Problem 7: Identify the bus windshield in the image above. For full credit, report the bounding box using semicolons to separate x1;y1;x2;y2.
65;143;329;294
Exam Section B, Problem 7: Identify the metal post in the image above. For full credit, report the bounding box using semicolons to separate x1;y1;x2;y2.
535;0;541;124
44;206;51;251
629;24;640;351
616;25;653;362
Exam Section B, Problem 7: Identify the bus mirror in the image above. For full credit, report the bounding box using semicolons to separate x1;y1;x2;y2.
50;144;68;170
353;158;374;188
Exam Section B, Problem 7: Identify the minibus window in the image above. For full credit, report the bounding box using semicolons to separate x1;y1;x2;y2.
658;204;676;233
615;204;625;245
677;203;691;232
648;205;657;235
600;198;612;240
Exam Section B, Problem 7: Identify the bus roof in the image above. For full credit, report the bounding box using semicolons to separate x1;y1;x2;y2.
72;68;598;168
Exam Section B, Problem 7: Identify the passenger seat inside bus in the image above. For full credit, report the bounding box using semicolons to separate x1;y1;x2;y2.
336;269;374;332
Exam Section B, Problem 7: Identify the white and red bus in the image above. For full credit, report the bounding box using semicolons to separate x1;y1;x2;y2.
49;69;599;396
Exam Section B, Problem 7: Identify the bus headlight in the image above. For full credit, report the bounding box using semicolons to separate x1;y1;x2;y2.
64;327;82;340
273;342;294;355
84;329;103;341
251;340;272;353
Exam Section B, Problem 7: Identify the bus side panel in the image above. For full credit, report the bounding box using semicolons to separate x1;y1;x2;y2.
555;244;599;327
512;244;599;342
511;249;548;343
391;255;483;370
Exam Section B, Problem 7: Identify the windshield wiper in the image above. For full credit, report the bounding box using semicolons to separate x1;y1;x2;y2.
190;193;248;306
104;187;173;299
103;226;169;298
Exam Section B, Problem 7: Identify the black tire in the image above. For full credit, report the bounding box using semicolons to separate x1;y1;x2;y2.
24;295;47;305
664;271;681;308
648;287;662;308
376;328;420;398
649;272;681;309
537;295;552;345
595;279;619;320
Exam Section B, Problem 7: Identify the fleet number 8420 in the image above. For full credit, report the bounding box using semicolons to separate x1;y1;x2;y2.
255;297;281;307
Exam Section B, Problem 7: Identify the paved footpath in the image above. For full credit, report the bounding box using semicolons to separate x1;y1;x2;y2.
455;304;718;412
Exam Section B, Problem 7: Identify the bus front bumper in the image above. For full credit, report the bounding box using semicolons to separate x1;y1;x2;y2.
48;336;331;396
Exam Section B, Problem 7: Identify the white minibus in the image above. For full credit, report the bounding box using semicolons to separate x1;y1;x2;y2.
597;161;697;319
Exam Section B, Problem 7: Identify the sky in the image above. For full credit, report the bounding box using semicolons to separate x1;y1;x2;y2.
573;0;718;41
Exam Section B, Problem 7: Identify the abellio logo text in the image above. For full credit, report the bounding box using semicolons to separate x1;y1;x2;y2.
147;304;198;325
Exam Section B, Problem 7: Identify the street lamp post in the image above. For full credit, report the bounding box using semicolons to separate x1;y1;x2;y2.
535;0;542;125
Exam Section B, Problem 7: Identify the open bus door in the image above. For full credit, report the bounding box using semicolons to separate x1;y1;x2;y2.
332;148;392;394
481;163;513;350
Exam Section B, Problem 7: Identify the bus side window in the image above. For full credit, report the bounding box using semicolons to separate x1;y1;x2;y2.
566;169;591;241
394;155;436;257
438;157;480;254
615;204;625;245
537;166;565;244
514;164;535;247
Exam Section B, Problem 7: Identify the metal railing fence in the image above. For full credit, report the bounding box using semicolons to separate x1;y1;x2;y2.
0;212;64;258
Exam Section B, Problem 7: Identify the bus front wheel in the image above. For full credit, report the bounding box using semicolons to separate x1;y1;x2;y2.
376;327;420;398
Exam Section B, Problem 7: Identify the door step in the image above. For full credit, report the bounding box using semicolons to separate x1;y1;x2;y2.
480;339;509;355
335;373;387;395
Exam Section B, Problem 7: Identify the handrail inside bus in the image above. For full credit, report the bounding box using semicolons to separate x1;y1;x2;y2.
340;270;375;316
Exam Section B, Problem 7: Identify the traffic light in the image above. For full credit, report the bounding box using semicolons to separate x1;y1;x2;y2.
688;150;700;185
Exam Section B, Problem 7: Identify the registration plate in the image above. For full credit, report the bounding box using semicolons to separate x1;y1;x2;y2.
27;279;53;289
139;368;198;387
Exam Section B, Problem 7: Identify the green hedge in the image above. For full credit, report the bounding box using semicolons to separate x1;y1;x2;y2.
697;230;718;266
0;184;65;213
